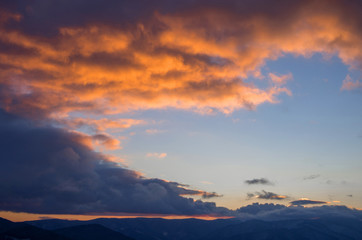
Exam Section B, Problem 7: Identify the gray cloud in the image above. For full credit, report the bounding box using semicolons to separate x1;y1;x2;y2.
201;192;223;199
0;109;230;216
245;178;272;185
290;199;328;206
247;190;288;200
236;203;286;215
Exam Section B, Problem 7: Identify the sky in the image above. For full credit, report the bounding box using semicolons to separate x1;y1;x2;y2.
0;0;362;222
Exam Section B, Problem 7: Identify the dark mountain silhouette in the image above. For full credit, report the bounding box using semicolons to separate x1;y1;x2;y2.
21;215;362;240
0;217;69;240
55;224;135;240
201;218;362;240
28;218;236;240
0;218;14;233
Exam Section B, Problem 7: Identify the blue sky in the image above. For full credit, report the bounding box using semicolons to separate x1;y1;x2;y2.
112;53;362;209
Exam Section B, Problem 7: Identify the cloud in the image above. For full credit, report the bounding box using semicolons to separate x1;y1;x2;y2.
145;129;164;135
1;0;362;219
91;133;121;150
7;0;357;119
0;109;230;216
236;203;286;215
341;74;362;91
245;178;272;185
200;181;213;185
247;190;288;200
290;199;328;206
235;204;362;221
61;118;146;132
146;152;167;159
1;0;361;126
200;192;223;199
303;174;320;180
269;73;293;85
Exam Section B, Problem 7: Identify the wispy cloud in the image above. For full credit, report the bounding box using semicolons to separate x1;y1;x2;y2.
62;118;146;132
341;75;362;90
268;73;293;85
200;181;213;185
145;129;164;135
146;152;167;159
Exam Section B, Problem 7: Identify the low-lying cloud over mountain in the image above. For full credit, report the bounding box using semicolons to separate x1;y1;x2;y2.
235;203;362;221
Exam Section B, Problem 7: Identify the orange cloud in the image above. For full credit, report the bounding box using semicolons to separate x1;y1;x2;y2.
62;118;146;132
269;73;293;85
341;75;362;90
92;133;121;150
0;1;361;121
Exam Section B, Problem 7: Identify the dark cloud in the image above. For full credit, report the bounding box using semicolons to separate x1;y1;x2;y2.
247;190;288;200
290;199;328;206
236;203;286;215
0;39;38;56
245;178;272;185
0;109;230;216
201;192;223;199
303;174;320;180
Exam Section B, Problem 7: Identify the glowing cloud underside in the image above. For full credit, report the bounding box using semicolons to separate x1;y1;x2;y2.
1;0;361;120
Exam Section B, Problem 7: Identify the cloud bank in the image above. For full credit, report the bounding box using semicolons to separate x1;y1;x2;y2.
0;110;229;216
235;203;362;221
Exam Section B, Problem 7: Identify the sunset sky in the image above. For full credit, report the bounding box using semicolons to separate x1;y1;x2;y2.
0;0;362;222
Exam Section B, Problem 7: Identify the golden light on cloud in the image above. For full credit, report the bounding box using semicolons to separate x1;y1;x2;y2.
1;0;361;125
0;12;295;120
